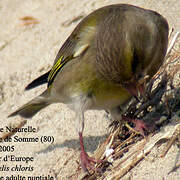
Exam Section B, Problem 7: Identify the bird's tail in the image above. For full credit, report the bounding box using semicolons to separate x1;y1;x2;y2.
8;90;50;118
25;70;50;90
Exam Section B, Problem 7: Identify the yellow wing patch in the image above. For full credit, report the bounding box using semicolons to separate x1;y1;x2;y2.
48;56;64;83
48;56;72;87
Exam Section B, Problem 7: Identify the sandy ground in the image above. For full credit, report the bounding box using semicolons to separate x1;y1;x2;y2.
0;0;180;179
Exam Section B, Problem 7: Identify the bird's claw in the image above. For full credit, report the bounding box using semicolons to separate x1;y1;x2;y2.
131;119;147;136
80;151;102;174
122;115;147;136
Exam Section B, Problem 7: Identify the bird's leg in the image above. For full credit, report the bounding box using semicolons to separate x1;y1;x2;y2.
77;114;102;173
79;132;97;173
74;97;100;173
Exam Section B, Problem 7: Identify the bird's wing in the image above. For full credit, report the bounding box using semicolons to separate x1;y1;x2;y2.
47;18;96;87
47;40;90;87
25;71;50;90
47;54;73;87
25;36;77;91
25;15;96;90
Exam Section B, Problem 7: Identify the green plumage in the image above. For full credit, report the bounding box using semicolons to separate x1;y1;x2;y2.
8;5;169;171
9;3;169;119
8;4;169;171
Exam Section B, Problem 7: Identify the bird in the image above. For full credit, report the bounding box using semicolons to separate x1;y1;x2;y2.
8;4;169;172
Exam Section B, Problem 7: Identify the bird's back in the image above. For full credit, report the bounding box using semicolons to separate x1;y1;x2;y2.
90;4;169;84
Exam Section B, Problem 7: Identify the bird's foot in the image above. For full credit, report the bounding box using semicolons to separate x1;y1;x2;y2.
122;115;147;136
79;132;102;174
80;150;101;173
130;119;147;136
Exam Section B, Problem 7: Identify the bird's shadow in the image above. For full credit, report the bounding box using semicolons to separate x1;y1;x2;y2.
36;134;108;154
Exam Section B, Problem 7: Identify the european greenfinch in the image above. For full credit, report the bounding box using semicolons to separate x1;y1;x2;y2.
9;4;169;172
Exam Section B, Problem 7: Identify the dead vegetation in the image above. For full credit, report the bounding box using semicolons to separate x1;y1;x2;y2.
19;16;39;26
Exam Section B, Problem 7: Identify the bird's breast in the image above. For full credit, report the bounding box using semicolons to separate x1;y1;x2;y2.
89;80;132;109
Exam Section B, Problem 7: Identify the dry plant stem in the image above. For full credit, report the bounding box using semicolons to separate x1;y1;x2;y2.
94;129;121;168
151;31;180;80
80;129;137;179
108;128;120;148
114;135;148;168
164;96;172;117
0;120;27;141
125;123;142;135
125;73;168;119
167;32;180;55
161;123;180;157
110;139;148;180
94;135;112;160
114;132;136;154
93;128;120;162
134;74;167;117
109;133;172;180
113;142;135;160
168;162;180;175
168;28;174;39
